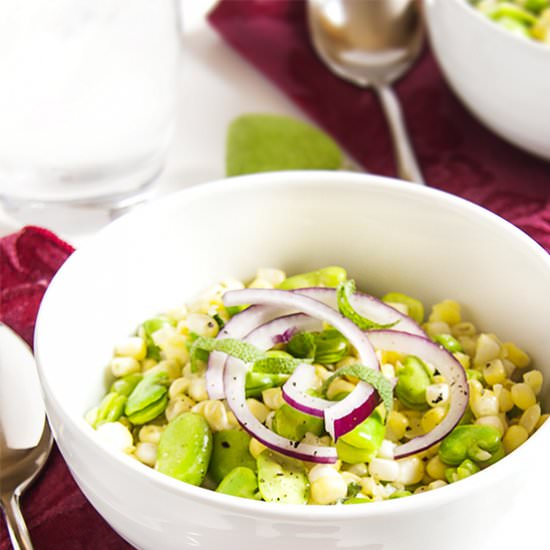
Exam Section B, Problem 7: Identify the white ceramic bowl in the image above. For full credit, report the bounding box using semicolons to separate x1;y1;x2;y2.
424;0;550;160
35;171;550;550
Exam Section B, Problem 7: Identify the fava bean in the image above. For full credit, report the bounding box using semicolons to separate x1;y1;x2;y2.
433;334;463;353
278;266;347;290
216;467;260;499
110;373;143;397
336;411;385;464
439;424;503;467
344;497;372;504
156;412;212;485
125;371;169;425
272;404;324;441
94;392;127;427
245;372;288;398
382;292;424;323
395;356;432;410
257;450;309;504
209;429;256;484
389;490;413;499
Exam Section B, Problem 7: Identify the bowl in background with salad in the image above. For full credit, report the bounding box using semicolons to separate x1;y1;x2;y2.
34;171;550;550
424;0;550;160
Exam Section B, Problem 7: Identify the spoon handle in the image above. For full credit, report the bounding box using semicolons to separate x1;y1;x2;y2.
374;84;425;185
0;494;34;550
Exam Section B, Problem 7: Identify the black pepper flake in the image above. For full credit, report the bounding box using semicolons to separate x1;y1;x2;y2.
221;441;230;448
433;394;443;404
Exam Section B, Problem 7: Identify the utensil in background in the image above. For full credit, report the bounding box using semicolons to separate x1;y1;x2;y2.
307;0;425;184
0;323;53;550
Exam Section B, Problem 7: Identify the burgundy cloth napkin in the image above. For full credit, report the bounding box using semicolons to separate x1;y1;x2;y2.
0;227;132;550
209;0;550;252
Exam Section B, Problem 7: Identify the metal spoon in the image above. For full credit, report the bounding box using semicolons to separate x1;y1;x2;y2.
307;0;425;184
0;323;53;550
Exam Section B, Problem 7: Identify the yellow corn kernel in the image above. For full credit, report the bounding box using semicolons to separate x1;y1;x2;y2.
162;334;189;364
474;334;501;366
134;442;157;467
453;352;471;370
397;457;424;485
471;390;499;418
425;384;449;407
341;471;362;486
262;387;284;410
493;384;514;413
249;438;267;458
314;364;332;382
475;415;505;436
148;359;181;381
468;379;484;399
165;396;195;422
536;414;549;430
426;455;447;481
378;350;403;365
501;359;516;378
502;342;531;368
451;322;477;337
246;398;270;423
188;377;208;402
511;383;537;410
256;268;286;287
523;370;543;395
168;377;191;400
387;410;409;441
519;404;541;435
429;300;461;325
369;458;400;482
326;378;356;400
482;359;507;386
421;407;446;433
381;363;396;379
503;425;529;454
457;336;477;358
309;466;348;505
428;480;448;491
141;358;158;372
139;425;164;444
114;336;147;361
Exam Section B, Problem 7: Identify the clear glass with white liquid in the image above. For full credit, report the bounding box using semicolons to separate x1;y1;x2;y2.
0;0;181;206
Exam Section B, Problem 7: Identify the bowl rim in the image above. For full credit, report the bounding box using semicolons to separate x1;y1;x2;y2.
35;170;550;520
430;0;550;54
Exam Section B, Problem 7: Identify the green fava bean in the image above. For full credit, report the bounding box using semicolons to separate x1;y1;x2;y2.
344;497;372;505
257;450;309;504
314;329;349;364
433;334;463;353
216;467;260;500
278;266;347;290
382;292;424;324
125;371;169;423
395;356;432;410
272;404;324;441
110;373;143;397
157;412;213;485
336;411;385;464
438;425;502;467
94;392;127;427
389;490;413;499
209;430;256;484
245;372;288;398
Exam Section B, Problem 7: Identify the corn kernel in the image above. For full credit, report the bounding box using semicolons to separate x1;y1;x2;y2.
246;398;270;423
423;321;451;338
519;404;541;435
141;358;158;372
256;268;286;287
453;352;471;370
309;468;347;505
139;425;163;444
114;336;147;360
474;334;500;366
96;422;134;453
425;384;449;407
426;456;447;481
482;359;507;386
188;377;208;402
248;278;274;289
168;377;191;400
503;425;529;453
451;322;477;337
428;480;448;491
262;387;284;410
377;440;396;459
511;383;536;410
536;414;549;430
429;300;461;325
396;457;424;485
134;442;157;467
381;363;396;379
523;370;543;395
326;378;356;400
458;336;477;358
378;350;403;365
341;471;361;486
387;410;409;441
344;462;368;477
162;334;189;364
249;438;266;458
502;342;530;368
184;313;219;338
493;384;514;413
421;407;446;433
471;390;499;418
165;396;195;421
110;356;141;377
369;458;400;482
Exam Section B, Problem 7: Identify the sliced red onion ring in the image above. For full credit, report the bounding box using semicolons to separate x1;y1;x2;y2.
367;330;469;459
223;313;337;463
282;363;334;418
294;287;425;336
206;305;288;399
223;289;381;441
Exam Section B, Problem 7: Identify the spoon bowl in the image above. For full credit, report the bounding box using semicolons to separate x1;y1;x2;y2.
307;0;425;183
0;323;53;550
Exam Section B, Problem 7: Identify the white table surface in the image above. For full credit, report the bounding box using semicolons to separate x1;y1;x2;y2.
0;1;546;547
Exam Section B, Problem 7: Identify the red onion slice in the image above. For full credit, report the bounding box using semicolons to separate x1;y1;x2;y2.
223;313;337;463
282;363;334;418
367;330;469;459
223;289;383;441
